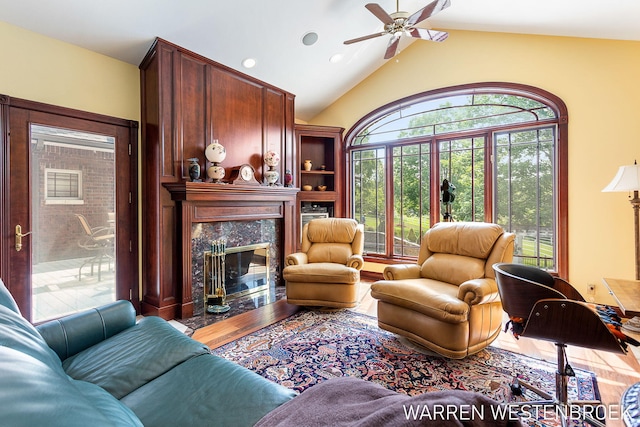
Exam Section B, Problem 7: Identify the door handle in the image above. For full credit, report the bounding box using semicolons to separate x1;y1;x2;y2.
15;225;32;252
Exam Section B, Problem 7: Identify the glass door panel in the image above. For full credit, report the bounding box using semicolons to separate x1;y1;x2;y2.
30;124;116;322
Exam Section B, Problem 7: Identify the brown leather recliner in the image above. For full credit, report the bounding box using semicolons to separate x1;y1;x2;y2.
284;218;364;308
370;222;515;359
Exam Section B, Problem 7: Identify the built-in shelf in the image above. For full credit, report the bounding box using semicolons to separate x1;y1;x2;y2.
295;124;344;247
301;170;335;175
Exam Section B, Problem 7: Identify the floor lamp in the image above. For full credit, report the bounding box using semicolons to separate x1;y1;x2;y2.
602;160;640;332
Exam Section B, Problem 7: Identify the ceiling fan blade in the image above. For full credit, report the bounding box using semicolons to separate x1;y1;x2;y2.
344;32;387;45
407;28;449;42
384;35;401;59
407;0;451;26
365;3;394;25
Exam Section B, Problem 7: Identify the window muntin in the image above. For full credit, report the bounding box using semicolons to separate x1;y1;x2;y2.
494;126;556;269
392;143;430;257
353;148;387;255
439;137;485;223
351;93;556;146
347;85;565;274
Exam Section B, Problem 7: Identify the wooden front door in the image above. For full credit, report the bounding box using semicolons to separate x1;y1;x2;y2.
1;96;138;322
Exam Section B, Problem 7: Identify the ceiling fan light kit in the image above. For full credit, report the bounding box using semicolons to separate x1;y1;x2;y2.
344;0;451;59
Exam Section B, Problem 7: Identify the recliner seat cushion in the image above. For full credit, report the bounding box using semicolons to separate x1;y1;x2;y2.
283;262;359;284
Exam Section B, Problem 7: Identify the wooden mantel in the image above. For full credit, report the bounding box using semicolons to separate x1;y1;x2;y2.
161;182;299;318
164;182;298;203
164;182;298;225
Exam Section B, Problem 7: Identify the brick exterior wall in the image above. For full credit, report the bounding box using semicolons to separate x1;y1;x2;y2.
31;143;115;263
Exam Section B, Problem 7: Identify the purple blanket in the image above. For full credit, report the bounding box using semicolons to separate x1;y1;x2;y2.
256;377;522;426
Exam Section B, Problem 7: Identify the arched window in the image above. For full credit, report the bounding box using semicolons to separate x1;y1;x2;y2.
345;83;568;277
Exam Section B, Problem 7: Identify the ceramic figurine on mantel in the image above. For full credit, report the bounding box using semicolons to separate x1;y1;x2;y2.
205;139;226;183
263;150;280;186
187;158;202;182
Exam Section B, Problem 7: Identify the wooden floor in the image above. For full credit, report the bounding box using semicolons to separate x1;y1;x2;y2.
193;282;640;427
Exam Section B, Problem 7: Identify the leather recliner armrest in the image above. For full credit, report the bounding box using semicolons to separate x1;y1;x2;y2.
36;300;136;361
346;254;364;270
285;252;308;266
457;278;499;305
383;264;421;280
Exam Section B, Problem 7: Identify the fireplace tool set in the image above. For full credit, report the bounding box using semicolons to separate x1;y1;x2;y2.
205;239;230;314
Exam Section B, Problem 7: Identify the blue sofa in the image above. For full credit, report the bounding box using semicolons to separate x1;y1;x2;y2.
0;279;295;426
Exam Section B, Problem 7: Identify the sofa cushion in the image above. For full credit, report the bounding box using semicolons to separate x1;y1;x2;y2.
121;353;296;427
283;262;360;284
0;279;21;314
62;316;209;399
427;222;503;259
307;242;353;264
37;300;137;360
421;253;485;285
0;305;63;370
0;346;135;427
70;379;143;427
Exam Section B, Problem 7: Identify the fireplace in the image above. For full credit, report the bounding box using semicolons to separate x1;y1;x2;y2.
203;242;271;309
191;219;281;317
161;183;298;319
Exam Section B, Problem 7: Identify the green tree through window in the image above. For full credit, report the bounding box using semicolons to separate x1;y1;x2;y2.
346;83;568;275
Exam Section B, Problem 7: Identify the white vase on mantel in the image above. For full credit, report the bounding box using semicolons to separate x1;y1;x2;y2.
205;139;226;183
205;140;226;164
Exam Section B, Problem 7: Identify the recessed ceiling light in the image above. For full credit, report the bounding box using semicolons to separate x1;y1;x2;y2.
242;58;257;69
302;31;319;46
329;54;343;63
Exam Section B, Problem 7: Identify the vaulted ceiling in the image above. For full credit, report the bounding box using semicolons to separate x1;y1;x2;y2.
1;0;638;121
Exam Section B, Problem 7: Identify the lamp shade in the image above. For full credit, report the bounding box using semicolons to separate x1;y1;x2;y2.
602;163;640;192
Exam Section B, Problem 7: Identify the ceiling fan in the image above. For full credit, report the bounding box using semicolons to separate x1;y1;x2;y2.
344;0;451;59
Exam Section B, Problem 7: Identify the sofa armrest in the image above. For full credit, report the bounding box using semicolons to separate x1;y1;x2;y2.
346;254;364;270
457;278;499;305
383;264;421;280
36;300;136;361
285;252;308;266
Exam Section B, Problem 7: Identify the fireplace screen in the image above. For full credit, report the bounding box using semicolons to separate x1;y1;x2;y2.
204;242;270;309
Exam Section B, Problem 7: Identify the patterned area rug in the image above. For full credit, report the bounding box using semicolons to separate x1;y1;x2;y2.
212;309;600;426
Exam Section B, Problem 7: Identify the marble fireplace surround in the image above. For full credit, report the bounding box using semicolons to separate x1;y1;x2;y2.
193;224;275;317
164;183;298;318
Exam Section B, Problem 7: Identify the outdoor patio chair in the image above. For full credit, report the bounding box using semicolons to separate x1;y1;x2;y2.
75;214;114;281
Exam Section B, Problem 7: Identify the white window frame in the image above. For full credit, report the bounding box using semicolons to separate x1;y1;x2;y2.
44;168;84;205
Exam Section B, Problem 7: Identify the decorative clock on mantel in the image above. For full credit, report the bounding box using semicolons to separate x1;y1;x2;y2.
227;163;260;185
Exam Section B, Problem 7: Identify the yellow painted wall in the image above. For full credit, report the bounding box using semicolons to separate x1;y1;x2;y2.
0;20;142;292
311;30;640;302
0;21;140;121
